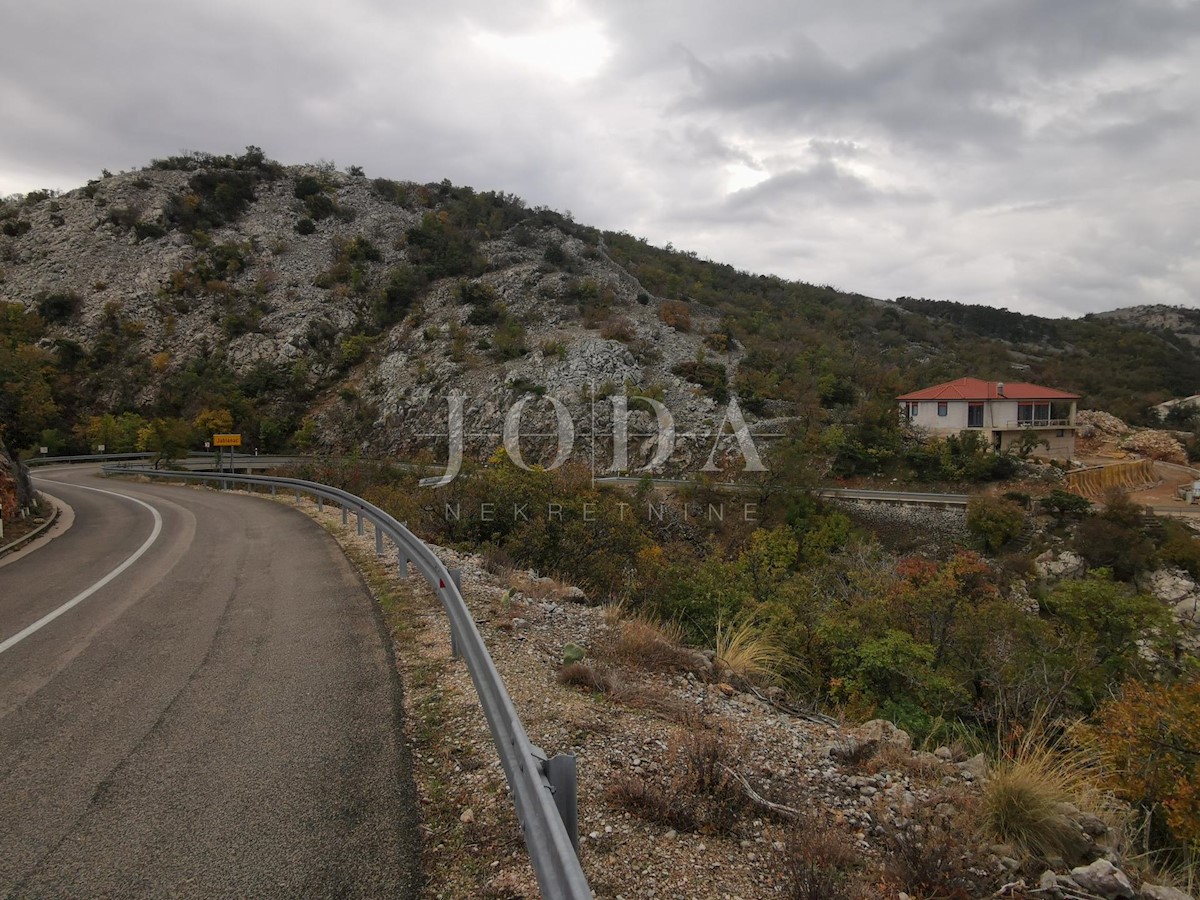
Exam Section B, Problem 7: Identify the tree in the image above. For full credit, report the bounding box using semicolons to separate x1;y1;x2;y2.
1041;569;1172;706
1089;678;1200;851
193;408;234;435
966;495;1025;552
136;418;196;466
1012;428;1050;459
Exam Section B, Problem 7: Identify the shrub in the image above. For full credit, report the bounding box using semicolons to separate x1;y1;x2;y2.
600;316;636;343
1041;489;1092;519
881;798;984;898
36;290;81;323
783;816;859;900
295;217;316;235
293;174;324;199
607;732;750;834
1157;520;1200;579
374;265;424;328
659;299;691;331
1088;678;1200;851
542;242;567;267
134;221;167;241
371;178;407;204
673;359;729;403
966;495;1025;552
405;212;481;279
2;220;31;237
1074;516;1155;580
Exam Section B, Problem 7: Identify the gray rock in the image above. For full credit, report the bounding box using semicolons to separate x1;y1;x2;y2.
1035;550;1088;580
1070;859;1134;899
959;753;988;780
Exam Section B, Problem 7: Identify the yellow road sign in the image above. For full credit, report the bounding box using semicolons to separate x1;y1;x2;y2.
212;434;242;447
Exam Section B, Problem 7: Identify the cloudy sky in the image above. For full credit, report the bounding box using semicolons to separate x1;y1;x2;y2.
2;0;1198;317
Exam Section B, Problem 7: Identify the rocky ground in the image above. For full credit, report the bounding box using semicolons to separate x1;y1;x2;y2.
1076;411;1189;466
250;490;1198;900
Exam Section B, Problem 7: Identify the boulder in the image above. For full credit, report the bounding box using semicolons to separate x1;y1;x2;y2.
1070;859;1134;899
1138;568;1200;605
959;753;988;781
1035;550;1088;580
860;718;913;751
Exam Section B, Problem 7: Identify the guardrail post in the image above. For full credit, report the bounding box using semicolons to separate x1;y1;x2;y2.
270;484;276;497
295;489;301;502
356;509;364;535
545;753;580;855
396;551;409;579
448;567;462;658
375;523;383;556
342;505;348;525
317;496;323;513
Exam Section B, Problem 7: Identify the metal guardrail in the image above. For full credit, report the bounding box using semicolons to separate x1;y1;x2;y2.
27;452;163;466
102;465;591;900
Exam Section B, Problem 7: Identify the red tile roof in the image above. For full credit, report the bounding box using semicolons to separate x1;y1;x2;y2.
897;377;1080;401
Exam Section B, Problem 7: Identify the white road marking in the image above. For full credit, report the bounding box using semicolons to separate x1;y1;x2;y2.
0;480;164;654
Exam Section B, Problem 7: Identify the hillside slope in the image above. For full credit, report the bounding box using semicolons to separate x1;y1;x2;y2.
1;147;1197;463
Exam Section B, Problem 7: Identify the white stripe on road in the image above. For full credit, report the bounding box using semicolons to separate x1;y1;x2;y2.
0;481;163;654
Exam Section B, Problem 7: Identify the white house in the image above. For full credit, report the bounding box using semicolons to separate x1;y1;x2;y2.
897;377;1080;460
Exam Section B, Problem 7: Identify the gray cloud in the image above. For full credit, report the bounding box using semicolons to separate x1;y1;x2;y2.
1;0;1198;317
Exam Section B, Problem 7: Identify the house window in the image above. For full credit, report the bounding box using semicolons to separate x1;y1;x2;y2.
901;401;919;421
1056;429;1065;438
937;401;948;417
967;403;983;428
1017;402;1050;425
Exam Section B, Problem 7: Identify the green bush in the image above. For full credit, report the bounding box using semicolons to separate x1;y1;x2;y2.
966;495;1025;552
1041;489;1091;519
36;291;82;324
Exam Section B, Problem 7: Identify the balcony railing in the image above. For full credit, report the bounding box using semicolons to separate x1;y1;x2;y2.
1004;418;1074;429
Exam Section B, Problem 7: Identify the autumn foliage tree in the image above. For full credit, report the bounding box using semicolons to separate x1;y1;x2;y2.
1088;678;1200;851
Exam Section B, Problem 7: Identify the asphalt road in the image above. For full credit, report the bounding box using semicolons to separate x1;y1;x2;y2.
0;467;418;899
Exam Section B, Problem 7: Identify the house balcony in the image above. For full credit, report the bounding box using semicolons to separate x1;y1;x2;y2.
1002;418;1075;430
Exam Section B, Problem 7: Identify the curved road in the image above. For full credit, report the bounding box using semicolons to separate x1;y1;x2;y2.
0;467;418;899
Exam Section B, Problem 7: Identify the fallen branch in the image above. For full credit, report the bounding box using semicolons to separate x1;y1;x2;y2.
720;764;803;820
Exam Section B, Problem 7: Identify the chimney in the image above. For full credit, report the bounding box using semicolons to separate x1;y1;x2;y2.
996;382;1005;397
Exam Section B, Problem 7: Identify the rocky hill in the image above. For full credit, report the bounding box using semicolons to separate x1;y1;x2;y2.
2;147;1198;462
1091;304;1200;348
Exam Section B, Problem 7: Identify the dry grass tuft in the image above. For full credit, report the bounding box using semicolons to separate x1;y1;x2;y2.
557;661;697;723
860;743;942;782
557;661;620;693
596;614;702;674
981;723;1107;861
714;619;788;685
507;570;572;602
